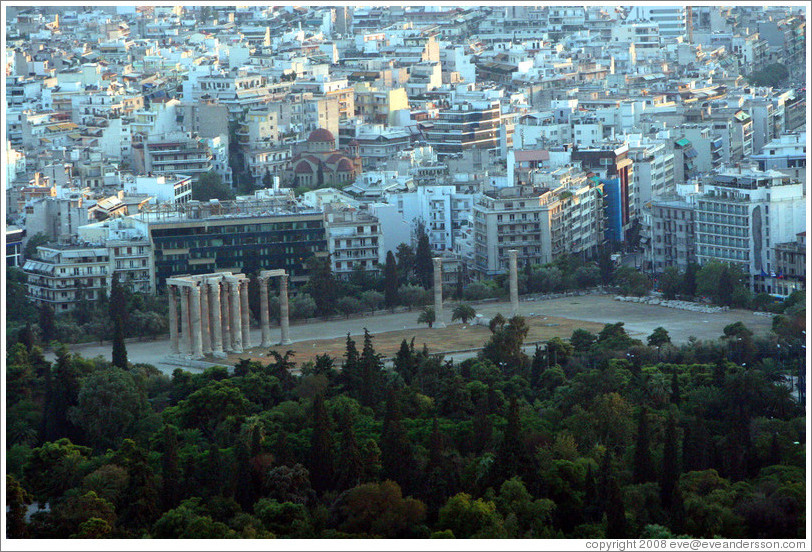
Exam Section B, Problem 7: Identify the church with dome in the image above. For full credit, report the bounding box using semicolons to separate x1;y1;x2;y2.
286;128;362;188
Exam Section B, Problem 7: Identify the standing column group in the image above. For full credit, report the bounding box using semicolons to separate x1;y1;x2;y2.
167;271;293;359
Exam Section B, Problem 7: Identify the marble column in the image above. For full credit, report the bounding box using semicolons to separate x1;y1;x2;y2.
259;277;272;348
208;280;225;358
180;286;190;354
200;282;211;355
168;285;179;355
230;280;243;353
240;279;251;349
220;281;232;352
189;284;203;359
508;249;519;317
433;257;446;328
279;273;291;345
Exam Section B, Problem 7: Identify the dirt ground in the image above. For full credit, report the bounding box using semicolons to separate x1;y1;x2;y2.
225;314;607;366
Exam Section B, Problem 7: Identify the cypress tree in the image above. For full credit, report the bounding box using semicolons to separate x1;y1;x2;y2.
414;222;433;289
110;273;128;369
393;338;415;384
380;390;417;492
472;396;492;454
427;417;444;470
358;328;382;407
670;482;686;535
633;407;656;484
43;346;82;443
38;304;56;344
670;370;681;405
660;411;680;507
583;463;601;522
308;393;334;494
160;425;181;511
498;397;524;480
19;323;35;351
384;251;398;309
530;345;545;389
111;320;128;369
335;411;362;491
250;424;263;457
768;432;781;466
606;475;628;538
206;443;226;496
234;441;254;511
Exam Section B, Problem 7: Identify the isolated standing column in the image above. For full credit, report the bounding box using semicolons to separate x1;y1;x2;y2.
508;249;519;317
433;257;446;328
240;279;251;349
259;277;272;348
279;273;291;345
168;285;179;354
208;280;225;358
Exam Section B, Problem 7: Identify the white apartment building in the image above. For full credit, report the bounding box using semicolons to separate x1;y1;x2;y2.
324;207;385;277
472;176;604;277
387;185;473;252
751;132;807;188
627;139;675;212
695;168;806;293
24;245;111;312
626;6;685;41
124;174;192;204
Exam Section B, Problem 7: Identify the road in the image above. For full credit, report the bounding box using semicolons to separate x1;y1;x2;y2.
51;294;774;374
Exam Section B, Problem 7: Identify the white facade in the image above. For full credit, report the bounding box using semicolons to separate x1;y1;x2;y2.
125;175;192;204
695;168;806;291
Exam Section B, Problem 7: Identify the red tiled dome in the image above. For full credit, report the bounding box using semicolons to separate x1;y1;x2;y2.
307;128;335;143
294;161;314;173
336;158;353;172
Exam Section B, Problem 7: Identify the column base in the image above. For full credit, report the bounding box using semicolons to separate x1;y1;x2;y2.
260;339;274;348
232;347;243;354
279;339;292;345
211;350;227;358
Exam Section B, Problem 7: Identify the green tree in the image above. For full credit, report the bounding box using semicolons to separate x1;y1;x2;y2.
682;262;699;298
308;394;334;494
24;232;50;259
38;304;56;345
451;303;476;324
398;284;428;309
6;474;31;538
647;327;671;348
660;411;680;508
335;411;363;491
614;266;652;296
336;480;426;538
380;391;418;492
172;381;251;439
68;368;149;451
303;256;337;317
418;306;436;328
191;171;234;201
414;222;433;289
383;251;399;309
633;407;656;484
570;328;597;352
395;243;415;285
437;493;506;538
109;273;128;368
25;439;92;505
337;296;362;318
660;266;683;300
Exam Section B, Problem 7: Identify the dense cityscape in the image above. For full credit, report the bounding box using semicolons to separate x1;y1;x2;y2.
3;3;808;544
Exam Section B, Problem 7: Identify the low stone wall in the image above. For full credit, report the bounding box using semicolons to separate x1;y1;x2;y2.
614;295;730;314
